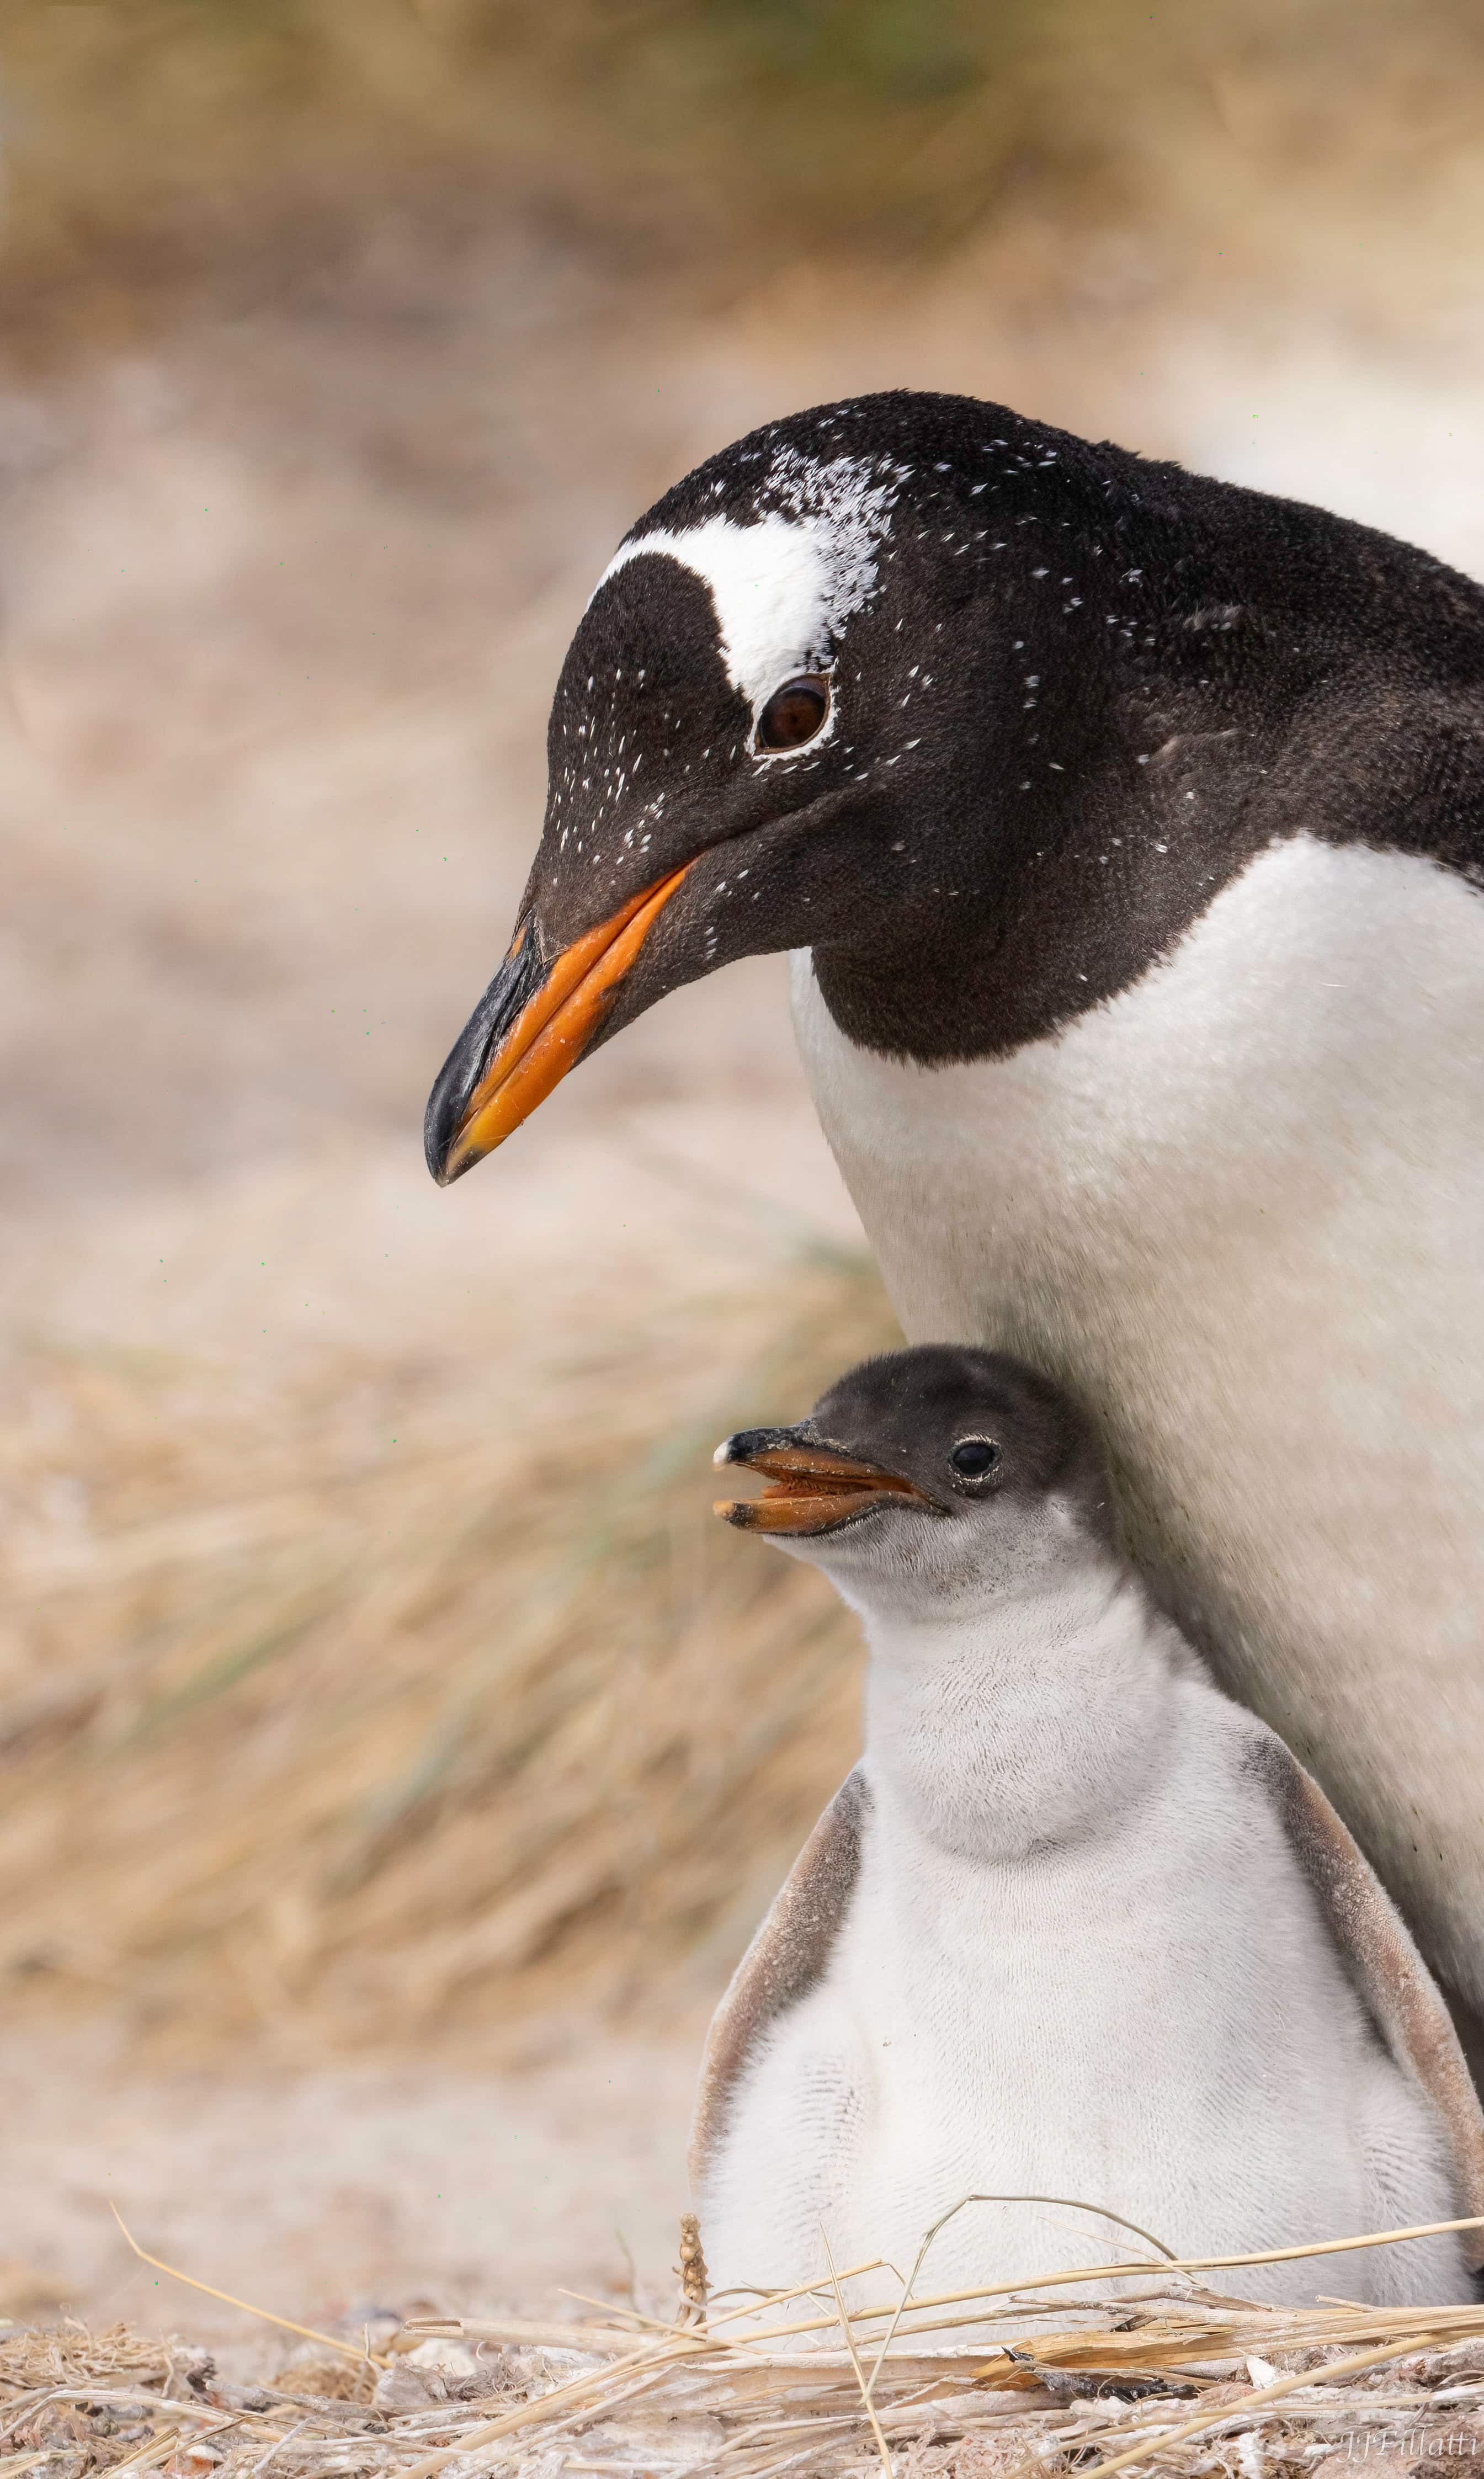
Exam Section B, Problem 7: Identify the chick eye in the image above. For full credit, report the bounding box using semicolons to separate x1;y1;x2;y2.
755;673;831;753
950;1438;999;1480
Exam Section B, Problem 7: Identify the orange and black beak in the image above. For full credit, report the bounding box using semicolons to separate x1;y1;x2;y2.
712;1428;932;1537
424;864;692;1185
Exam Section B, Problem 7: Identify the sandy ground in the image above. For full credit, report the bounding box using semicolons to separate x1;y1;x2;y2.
3;2017;700;2336
4;191;1483;2338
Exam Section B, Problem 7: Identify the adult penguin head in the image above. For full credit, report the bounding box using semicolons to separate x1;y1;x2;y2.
424;387;1411;1185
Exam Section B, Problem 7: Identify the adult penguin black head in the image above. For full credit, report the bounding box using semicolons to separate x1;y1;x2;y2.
424;387;1483;1183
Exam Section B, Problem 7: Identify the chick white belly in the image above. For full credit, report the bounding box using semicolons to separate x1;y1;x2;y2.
699;1711;1463;2318
791;837;1484;2007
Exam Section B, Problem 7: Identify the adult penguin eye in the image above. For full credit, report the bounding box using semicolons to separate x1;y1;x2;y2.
950;1438;999;1480
754;673;831;753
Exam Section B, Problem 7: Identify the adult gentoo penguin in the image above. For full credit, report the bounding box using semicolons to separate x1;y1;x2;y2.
699;1345;1484;2310
423;391;1484;2023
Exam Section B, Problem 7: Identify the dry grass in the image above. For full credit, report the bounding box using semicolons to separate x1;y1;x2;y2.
12;2216;1484;2477
0;1244;896;2054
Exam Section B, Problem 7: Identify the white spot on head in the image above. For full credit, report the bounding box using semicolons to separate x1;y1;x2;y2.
593;448;901;720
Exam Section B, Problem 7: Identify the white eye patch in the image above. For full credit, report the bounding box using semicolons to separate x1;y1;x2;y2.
594;450;900;718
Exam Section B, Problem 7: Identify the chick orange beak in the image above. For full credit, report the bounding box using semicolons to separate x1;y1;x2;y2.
713;1437;929;1536
427;863;691;1184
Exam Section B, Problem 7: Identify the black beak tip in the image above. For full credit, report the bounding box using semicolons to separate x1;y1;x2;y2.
712;1425;801;1471
424;1044;479;1186
423;1109;455;1187
423;924;546;1189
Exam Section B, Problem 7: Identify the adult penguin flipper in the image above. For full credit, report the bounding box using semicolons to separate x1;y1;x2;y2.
1245;1730;1484;2271
689;1768;871;2193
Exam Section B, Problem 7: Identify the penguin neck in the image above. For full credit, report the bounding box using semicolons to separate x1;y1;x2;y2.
858;1557;1182;1864
810;662;1272;1066
810;447;1484;1070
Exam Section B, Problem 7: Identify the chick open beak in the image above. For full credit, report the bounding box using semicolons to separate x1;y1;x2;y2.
712;1433;929;1536
425;862;692;1184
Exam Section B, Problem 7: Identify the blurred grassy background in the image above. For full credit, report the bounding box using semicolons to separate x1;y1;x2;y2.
1;0;1482;2100
7;0;1484;331
0;1253;895;2052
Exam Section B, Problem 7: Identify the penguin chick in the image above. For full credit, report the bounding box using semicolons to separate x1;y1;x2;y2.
698;1346;1484;2321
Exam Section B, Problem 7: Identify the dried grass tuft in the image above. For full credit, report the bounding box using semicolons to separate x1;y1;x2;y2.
0;1247;896;2054
13;2214;1484;2478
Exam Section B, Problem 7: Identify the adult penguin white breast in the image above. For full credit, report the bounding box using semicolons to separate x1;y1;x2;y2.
423;391;1484;2033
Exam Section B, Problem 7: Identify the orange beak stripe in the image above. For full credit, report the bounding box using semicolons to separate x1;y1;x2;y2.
443;863;692;1179
714;1444;928;1535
